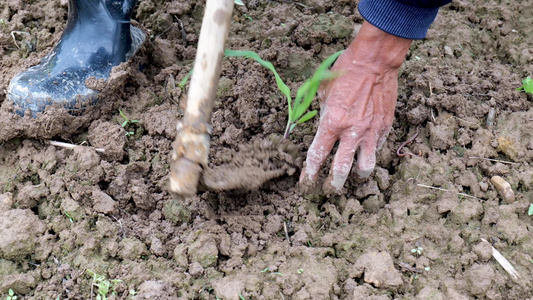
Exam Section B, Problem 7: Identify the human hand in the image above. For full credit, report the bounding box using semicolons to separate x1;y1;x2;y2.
300;22;412;193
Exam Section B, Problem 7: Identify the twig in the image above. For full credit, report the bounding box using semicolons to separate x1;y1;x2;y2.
50;141;105;153
174;16;188;44
416;183;484;201
481;238;520;281
90;277;94;300
283;221;291;246
468;156;519;165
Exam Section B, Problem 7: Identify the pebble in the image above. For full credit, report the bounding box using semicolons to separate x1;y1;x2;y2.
490;176;515;204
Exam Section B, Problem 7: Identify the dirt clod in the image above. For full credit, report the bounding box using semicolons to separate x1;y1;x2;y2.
351;252;403;290
0;209;46;261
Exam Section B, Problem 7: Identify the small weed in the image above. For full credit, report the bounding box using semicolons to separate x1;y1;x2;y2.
259;267;284;276
225;49;343;138
64;211;74;223
528;204;533;216
239;295;247;300
119;110;140;136
129;289;138;298
517;76;533;95
5;289;17;300
297;268;304;274
411;246;423;256
87;270;122;300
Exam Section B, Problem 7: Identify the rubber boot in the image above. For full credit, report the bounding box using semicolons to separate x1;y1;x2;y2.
7;0;145;116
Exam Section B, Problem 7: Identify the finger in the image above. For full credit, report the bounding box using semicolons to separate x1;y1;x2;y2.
301;125;338;182
355;137;378;178
326;130;359;191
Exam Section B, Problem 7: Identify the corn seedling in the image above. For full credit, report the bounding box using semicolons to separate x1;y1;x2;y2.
87;270;122;300
5;289;17;300
517;76;533;95
225;49;343;138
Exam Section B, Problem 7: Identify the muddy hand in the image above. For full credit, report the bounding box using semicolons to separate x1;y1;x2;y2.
300;22;412;193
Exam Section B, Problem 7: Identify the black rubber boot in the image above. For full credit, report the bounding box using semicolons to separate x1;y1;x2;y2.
7;0;145;116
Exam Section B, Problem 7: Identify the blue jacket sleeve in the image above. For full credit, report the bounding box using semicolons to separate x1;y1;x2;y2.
358;0;452;39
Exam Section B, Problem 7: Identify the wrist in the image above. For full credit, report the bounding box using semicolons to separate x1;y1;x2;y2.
347;21;412;69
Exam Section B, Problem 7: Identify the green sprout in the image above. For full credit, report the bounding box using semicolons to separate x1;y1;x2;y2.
297;268;304;274
129;289;138;298
87;270;122;300
178;70;193;89
64;211;74;223
225;49;343;138
517;76;533;95
119;110;140;136
6;289;17;300
528;204;533;216
411;246;423;256
234;0;244;5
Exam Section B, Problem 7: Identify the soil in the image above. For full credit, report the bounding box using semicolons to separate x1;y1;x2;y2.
1;0;533;299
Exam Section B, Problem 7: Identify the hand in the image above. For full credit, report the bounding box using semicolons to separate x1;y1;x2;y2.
300;22;412;193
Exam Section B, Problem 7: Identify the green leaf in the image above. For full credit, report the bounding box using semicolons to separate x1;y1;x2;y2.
291;50;343;122
234;0;244;5
296;110;317;124
528;204;533;216
517;76;533;94
292;70;340;122
225;49;293;115
179;69;193;88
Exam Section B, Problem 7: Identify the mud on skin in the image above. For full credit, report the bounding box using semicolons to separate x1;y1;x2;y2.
1;0;533;299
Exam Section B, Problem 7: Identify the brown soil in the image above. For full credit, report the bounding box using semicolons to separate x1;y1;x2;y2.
1;0;533;299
